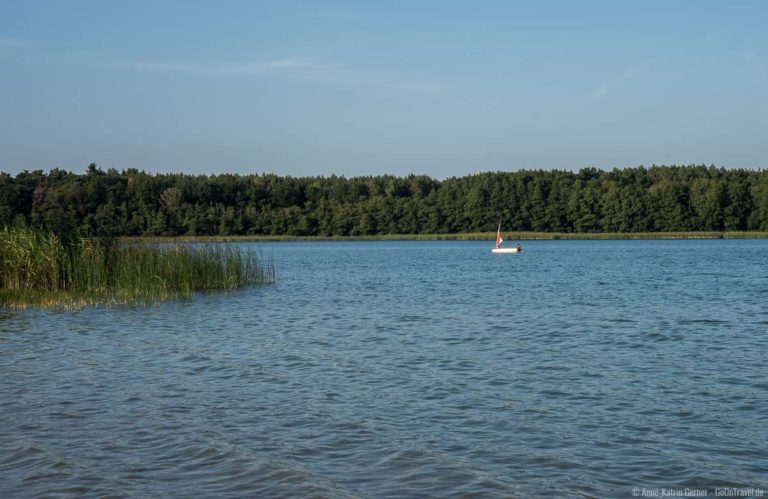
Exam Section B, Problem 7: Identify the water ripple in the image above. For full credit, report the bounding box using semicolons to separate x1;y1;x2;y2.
1;240;767;497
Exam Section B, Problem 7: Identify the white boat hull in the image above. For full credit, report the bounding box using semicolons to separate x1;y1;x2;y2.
492;247;521;254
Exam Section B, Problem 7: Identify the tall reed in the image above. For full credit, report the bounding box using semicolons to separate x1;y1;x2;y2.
0;227;274;308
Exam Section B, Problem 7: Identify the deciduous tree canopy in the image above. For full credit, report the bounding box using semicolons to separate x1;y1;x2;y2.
1;164;767;236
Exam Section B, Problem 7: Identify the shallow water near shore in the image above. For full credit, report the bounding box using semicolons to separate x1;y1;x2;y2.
2;240;767;497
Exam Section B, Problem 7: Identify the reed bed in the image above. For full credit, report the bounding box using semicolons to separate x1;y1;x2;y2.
0;227;275;309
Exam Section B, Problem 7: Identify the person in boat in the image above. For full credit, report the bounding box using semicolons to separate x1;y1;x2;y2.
515;243;522;252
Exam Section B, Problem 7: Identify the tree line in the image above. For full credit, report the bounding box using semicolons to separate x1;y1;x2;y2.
1;164;767;237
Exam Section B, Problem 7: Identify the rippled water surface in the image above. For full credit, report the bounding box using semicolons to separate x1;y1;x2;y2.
2;240;767;497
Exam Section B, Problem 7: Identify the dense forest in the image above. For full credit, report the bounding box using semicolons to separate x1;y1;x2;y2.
1;164;767;237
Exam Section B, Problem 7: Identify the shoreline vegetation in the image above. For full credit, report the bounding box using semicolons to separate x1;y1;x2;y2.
3;165;768;238
0;227;275;310
124;231;768;243
4;163;768;308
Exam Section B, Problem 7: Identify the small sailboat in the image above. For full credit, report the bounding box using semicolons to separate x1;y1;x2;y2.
491;222;522;254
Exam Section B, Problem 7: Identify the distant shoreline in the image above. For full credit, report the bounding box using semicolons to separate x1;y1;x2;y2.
123;231;768;243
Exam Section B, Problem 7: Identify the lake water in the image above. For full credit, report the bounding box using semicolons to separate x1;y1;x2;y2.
1;240;767;498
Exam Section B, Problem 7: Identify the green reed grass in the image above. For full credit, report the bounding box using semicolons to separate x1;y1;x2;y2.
0;227;275;309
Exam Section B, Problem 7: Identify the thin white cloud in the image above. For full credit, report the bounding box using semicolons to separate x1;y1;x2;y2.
115;58;315;77
116;57;445;97
591;64;643;100
591;83;611;99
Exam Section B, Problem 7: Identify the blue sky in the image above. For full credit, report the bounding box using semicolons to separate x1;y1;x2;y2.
1;0;766;178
